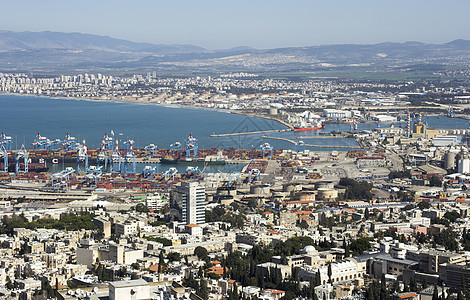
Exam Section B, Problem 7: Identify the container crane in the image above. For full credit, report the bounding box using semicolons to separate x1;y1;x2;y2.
185;134;198;157
16;145;28;173
0;145;8;173
97;137;109;171
62;132;78;151
248;168;260;183
185;166;200;178
261;143;273;159
170;142;181;153
47;139;62;150
31;132;49;150
164;167;178;181
142;165;157;178
221;172;241;187
0;132;13;151
76;139;88;173
110;139;122;173
101;132;114;150
84;166;102;186
49;167;74;191
144;144;158;156
296;141;305;153
123;139;136;173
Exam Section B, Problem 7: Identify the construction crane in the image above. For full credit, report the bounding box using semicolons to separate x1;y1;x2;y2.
123;139;136;173
16;145;28;173
261;143;273;159
185;134;198;157
110;139;122;173
0;132;13;151
0;145;8;173
170;142;181;153
164;167;178;181
76;139;88;173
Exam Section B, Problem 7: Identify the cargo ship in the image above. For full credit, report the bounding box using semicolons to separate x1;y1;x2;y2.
3;163;49;173
160;151;226;165
293;120;325;131
160;156;226;165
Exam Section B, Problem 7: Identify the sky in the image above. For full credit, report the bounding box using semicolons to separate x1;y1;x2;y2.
1;0;469;49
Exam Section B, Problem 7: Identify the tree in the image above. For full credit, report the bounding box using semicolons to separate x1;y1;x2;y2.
315;270;321;286
349;237;373;256
364;208;370;220
327;263;332;283
158;251;166;272
298;219;309;229
167;252;181;262
6;276;13;290
194;246;209;262
197;279;209;300
417;201;431;210
443;211;460;222
135;203;150;213
339;178;374;200
432;285;439;300
429;175;442;187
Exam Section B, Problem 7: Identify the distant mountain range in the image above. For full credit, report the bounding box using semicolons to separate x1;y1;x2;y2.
1;30;470;75
0;30;205;54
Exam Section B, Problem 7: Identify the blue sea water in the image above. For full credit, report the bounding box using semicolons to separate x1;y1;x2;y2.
0;94;286;150
1;94;469;155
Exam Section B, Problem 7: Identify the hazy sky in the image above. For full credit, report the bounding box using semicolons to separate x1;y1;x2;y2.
1;0;468;49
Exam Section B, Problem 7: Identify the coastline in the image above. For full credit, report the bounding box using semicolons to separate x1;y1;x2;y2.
0;91;292;130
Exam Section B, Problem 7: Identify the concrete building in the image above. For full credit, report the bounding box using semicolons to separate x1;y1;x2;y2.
109;279;150;300
322;109;351;119
419;250;466;274
170;181;205;225
433;136;460;147
439;263;470;291
92;216;111;238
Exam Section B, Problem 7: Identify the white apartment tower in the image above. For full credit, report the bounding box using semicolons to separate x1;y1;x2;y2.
170;181;205;225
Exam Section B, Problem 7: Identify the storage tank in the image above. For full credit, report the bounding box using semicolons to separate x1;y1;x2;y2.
283;183;302;193
250;184;270;195
317;188;338;200
444;152;456;170
458;153;470;174
315;181;335;190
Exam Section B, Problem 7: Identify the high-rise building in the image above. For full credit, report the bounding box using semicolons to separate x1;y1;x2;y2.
170;181;205;225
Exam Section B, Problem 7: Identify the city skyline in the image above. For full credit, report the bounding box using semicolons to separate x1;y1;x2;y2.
1;0;469;49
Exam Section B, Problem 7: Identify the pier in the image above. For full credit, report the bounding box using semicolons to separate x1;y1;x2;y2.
297;135;347;139
261;136;362;149
210;129;291;137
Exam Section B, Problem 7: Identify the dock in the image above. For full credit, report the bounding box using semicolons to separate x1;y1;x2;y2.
261;136;362;149
210;129;291;137
135;157;160;164
297;135;347;139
